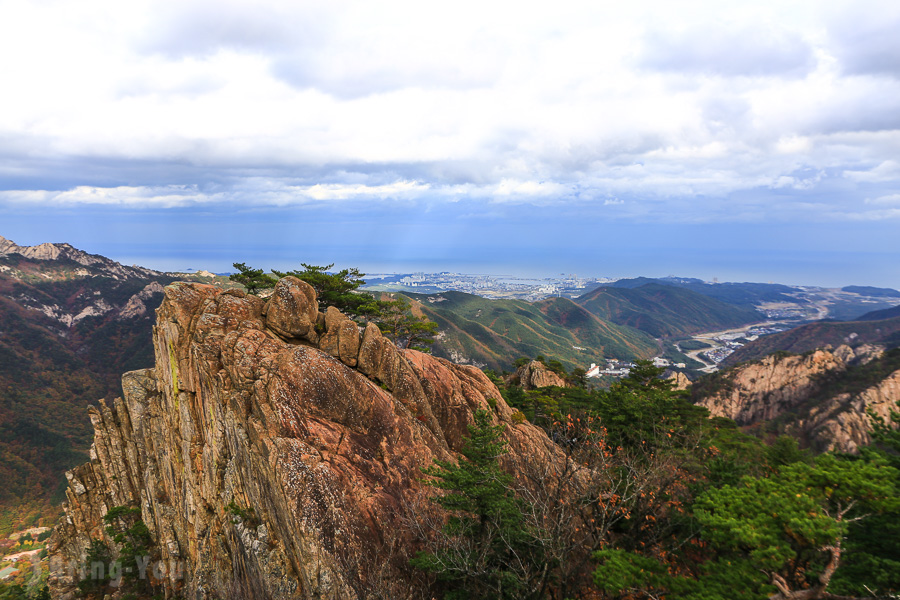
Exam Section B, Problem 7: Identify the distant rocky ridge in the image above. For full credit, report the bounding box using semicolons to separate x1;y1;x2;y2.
49;279;563;599
0;235;163;281
693;344;900;453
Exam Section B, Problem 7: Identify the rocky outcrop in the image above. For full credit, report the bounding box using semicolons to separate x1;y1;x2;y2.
666;371;691;391
693;345;899;453
49;282;561;599
797;369;900;453
695;350;846;424
262;276;319;342
318;306;361;367
118;282;166;319
508;360;568;390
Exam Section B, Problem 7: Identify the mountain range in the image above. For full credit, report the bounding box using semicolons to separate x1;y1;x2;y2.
1;234;898;535
573;282;762;338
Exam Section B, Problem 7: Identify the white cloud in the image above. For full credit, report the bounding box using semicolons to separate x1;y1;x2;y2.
865;193;900;205
844;160;900;183
0;0;898;223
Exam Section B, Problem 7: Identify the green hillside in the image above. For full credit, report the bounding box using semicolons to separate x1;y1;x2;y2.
607;277;798;306
409;291;658;372
575;283;762;338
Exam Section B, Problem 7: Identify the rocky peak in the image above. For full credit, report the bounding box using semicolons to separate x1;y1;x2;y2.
508;359;569;390
49;280;562;599
0;234;162;279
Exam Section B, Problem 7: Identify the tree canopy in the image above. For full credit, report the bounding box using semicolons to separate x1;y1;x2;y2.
230;262;438;352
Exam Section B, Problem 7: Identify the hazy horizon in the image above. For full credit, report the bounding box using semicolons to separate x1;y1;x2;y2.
2;227;895;291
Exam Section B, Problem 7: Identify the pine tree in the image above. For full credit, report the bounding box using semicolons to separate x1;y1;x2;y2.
412;410;541;599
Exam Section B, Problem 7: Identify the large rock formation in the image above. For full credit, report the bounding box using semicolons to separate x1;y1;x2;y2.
49;280;561;599
508;360;569;390
693;345;899;452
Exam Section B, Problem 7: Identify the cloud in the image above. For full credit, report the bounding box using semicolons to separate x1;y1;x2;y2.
0;0;898;233
826;6;900;77
844;160;900;183
640;23;815;77
865;193;900;206
0;181;435;207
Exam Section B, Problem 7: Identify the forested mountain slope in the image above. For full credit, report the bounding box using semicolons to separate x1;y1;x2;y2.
575;282;762;338
0;236;221;532
410;291;658;372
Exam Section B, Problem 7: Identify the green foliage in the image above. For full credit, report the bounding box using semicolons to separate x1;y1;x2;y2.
0;584;27;600
275;263;381;317
376;295;439;352
102;505;155;593
695;454;898;596
594;454;899;599
829;401;900;596
228;262;277;295
226;500;259;527
594;361;708;451
765;435;810;468
412;410;541;598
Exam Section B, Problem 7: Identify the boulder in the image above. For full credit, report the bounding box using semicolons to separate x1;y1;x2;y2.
263;276;319;342
319;306;361;367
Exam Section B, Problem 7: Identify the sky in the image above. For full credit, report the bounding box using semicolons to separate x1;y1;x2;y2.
1;0;899;287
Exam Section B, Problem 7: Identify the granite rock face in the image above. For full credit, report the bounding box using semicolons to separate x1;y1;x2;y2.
49;282;560;599
694;345;899;452
508;360;569;390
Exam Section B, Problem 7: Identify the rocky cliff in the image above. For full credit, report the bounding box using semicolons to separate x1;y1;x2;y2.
48;278;561;599
693;345;900;452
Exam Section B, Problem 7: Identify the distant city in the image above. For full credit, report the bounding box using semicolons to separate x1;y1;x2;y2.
364;271;618;302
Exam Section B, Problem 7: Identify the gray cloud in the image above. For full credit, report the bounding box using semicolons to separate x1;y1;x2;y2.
641;24;816;77
828;9;900;77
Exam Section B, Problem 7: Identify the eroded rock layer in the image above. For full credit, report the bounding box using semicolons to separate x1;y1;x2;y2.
694;345;899;452
49;280;560;599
